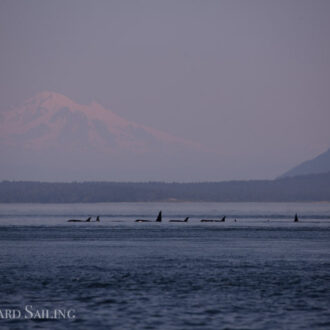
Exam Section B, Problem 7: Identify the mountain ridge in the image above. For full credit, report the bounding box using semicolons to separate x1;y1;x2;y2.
279;148;330;178
0;91;201;152
0;91;219;182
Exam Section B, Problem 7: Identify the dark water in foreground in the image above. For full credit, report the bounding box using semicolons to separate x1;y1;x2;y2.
0;203;329;330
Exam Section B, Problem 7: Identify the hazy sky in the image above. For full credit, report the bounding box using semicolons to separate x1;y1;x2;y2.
1;0;329;179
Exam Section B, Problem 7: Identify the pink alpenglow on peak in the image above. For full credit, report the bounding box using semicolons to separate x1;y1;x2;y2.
0;92;215;182
0;91;202;152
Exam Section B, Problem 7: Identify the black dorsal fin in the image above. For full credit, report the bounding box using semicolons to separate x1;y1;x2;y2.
156;211;162;222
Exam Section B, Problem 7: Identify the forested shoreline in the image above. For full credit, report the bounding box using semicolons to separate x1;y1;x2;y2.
0;172;329;203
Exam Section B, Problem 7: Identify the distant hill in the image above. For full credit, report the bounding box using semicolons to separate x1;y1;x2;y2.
1;172;329;203
280;148;330;178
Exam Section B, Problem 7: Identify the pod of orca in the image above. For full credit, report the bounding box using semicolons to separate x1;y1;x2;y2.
169;217;189;223
201;216;226;223
135;211;162;222
67;216;100;222
67;213;300;223
133;212;300;223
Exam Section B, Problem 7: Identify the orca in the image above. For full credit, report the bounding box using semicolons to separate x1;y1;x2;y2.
294;214;299;222
169;217;189;223
201;216;226;223
135;211;162;223
95;216;100;222
67;216;91;223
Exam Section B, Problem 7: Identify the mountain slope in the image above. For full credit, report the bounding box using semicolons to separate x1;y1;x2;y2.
0;91;199;153
0;91;213;181
280;148;330;178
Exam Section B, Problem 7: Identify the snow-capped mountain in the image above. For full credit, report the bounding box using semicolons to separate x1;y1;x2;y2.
0;91;199;153
0;92;209;181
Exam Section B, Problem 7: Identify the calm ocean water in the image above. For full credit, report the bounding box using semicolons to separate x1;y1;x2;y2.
0;202;329;329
